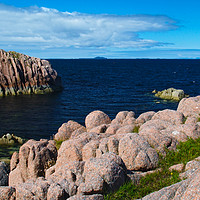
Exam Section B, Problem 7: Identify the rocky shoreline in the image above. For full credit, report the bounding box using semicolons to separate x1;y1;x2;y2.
0;50;62;96
0;95;200;199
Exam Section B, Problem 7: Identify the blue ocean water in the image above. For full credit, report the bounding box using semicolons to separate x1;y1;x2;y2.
0;59;200;144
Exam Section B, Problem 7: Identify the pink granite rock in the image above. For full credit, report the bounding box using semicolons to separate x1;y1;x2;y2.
169;163;184;172
79;153;127;194
140;119;172;132
68;194;104;200
82;140;100;161
116;124;135;134
152;109;184;125
0;49;62;96
119;133;159;171
70;126;87;139
47;183;69;200
85;110;111;131
10;152;19;171
136;111;156;126
47;161;85;196
139;122;177;152
0;186;16;200
54;120;86;141
177;95;200;117
56;132;101;167
105;124;121;135
89;124;109;134
15;177;50;199
9;139;57;186
111;111;135;126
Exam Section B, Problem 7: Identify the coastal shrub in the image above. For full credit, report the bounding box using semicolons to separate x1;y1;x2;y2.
105;137;200;200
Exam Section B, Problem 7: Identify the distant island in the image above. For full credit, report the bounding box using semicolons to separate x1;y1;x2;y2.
94;56;107;59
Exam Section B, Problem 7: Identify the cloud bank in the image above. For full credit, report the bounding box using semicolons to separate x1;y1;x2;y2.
0;4;178;55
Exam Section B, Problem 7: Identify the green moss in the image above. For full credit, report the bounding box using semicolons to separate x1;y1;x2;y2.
105;137;200;200
55;140;64;150
132;126;140;133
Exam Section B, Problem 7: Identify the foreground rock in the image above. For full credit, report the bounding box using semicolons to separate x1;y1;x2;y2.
177;95;200;117
154;88;188;101
9;139;57;186
0;49;62;96
4;95;200;199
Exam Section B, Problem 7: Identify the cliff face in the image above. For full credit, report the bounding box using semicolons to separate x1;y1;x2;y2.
0;49;62;96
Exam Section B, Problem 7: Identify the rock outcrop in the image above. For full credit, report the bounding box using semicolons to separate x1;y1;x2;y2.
153;88;188;101
0;49;62;96
0;133;25;145
3;95;200;199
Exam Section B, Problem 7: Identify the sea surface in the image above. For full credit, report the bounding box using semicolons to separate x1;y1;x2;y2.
0;59;200;159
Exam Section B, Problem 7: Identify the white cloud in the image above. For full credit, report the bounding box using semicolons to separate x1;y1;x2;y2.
0;4;178;52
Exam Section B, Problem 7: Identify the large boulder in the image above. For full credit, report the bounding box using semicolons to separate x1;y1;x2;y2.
9;139;57;186
56;132;101;168
54;120;86;141
118;133;159;171
78;153;127;194
177;95;200;117
85;110;111;131
111;111;136;126
152;109;184;125
136;111;156;126
0;49;62;96
139;119;178;152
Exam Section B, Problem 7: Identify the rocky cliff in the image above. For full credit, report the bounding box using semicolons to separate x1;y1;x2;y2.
0;49;62;96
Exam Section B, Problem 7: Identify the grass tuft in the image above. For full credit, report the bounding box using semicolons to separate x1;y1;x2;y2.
105;137;200;200
54;140;64;150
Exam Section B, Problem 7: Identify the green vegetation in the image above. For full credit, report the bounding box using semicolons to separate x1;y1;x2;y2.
55;140;64;150
182;116;187;124
105;137;200;200
198;114;200;122
9;51;21;59
132;126;140;133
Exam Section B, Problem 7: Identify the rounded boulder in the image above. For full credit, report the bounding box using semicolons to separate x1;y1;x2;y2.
85;110;111;131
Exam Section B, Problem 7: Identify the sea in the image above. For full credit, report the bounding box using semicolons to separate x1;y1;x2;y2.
0;59;200;160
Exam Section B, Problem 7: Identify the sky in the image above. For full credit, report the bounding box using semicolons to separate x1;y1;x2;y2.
0;0;200;58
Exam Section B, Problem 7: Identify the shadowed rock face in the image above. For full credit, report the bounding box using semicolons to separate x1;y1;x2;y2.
0;49;62;96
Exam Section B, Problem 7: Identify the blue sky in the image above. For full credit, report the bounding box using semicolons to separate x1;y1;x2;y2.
0;0;200;58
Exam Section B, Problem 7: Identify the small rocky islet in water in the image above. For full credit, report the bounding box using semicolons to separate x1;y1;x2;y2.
152;87;189;101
